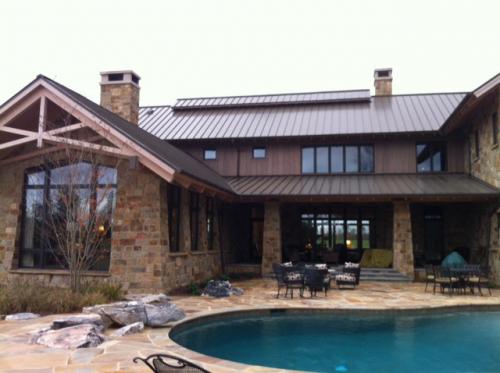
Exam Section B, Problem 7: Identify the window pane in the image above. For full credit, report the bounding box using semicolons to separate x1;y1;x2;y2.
416;144;431;172
253;148;266;159
316;147;329;173
316;218;330;250
302;147;315;173
21;250;40;268
360;146;374;172
27;170;45;185
330;146;344;173
50;163;92;185
22;189;44;250
361;223;370;249
345;146;359;172
333;220;345;245
346;220;358;249
97;166;117;184
204;149;216;160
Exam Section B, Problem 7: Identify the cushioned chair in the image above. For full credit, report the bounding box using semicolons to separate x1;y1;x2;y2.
303;267;330;297
134;353;210;373
424;264;435;292
283;265;305;298
467;266;492;296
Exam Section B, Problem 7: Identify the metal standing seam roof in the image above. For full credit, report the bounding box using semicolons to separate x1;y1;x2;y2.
139;92;468;140
36;76;233;193
226;174;499;197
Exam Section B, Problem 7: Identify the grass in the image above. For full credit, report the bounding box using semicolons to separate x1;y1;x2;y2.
0;279;124;316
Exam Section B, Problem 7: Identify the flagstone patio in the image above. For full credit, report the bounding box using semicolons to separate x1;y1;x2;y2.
0;279;499;373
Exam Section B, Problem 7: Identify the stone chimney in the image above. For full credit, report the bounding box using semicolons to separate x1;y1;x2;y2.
100;70;141;124
374;68;393;96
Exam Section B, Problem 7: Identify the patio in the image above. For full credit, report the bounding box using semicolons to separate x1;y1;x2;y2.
0;279;499;373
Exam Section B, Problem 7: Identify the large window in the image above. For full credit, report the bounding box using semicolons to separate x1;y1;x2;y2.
206;197;215;250
190;192;200;251
416;143;447;172
302;145;374;174
20;162;116;270
167;184;181;252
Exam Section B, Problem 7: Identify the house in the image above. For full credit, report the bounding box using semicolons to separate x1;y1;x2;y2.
0;68;498;292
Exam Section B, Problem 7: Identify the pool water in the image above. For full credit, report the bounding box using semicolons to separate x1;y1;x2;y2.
171;310;500;373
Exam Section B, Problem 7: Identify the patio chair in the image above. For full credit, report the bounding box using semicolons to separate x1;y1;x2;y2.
272;263;286;298
335;263;360;289
282;265;305;298
424;264;435;292
303;267;330;297
133;353;210;373
467;266;492;296
434;266;460;295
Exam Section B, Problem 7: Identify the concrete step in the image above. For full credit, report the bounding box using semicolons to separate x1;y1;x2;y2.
360;268;411;282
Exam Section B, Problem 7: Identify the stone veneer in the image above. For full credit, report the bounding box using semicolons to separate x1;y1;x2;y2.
100;83;140;124
261;202;281;275
392;201;414;279
0;156;221;293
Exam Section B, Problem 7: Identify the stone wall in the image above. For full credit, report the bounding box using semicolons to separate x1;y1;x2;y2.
261;202;281;275
392;201;414;278
100;83;140;124
0;156;221;293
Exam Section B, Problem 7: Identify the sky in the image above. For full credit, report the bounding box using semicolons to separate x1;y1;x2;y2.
1;0;499;106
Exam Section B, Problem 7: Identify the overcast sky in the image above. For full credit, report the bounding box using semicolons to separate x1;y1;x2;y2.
1;0;499;106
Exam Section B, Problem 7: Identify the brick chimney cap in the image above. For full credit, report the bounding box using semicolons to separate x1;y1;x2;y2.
374;68;393;80
100;70;141;87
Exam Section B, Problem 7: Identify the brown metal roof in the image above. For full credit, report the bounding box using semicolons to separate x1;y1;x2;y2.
226;174;498;197
174;89;371;109
139;93;467;140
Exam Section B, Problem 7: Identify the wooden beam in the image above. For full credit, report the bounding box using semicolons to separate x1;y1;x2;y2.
0;92;42;127
46;122;84;136
37;96;47;148
0;136;37;150
0;145;63;165
42;134;134;157
0;126;37;137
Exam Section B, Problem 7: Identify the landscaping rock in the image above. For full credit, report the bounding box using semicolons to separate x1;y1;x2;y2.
144;303;185;327
202;280;244;298
125;293;170;304
33;324;105;349
83;301;147;327
51;314;105;331
112;321;144;337
5;312;40;321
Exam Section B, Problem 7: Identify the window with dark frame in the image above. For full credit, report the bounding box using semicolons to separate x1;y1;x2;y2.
19;162;117;270
204;149;217;160
416;142;447;172
493;112;498;146
206;197;215;250
252;147;266;159
301;145;374;174
167;184;181;252
189;192;200;251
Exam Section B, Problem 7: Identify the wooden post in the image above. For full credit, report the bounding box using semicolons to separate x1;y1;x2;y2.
37;96;47;148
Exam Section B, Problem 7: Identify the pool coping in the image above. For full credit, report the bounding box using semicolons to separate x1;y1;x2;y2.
163;304;500;373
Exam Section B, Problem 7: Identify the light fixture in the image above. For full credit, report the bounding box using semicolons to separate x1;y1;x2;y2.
98;224;105;233
346;239;352;248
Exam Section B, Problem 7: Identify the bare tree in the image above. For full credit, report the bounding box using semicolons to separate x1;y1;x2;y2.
38;115;124;292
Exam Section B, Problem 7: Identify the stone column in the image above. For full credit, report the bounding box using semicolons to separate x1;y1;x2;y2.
261;201;282;275
392;201;415;279
489;209;500;286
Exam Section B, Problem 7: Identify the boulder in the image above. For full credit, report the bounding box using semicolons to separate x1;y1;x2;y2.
112;321;144;337
202;280;244;298
33;324;105;349
83;301;147;327
124;293;170;305
51;314;104;331
5;312;40;321
144;303;185;327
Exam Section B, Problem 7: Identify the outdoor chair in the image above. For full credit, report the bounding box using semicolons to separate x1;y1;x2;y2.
467;266;492;296
272;263;286;298
335;263;360;289
434;266;460;295
303;267;330;297
282;265;305;298
424;264;435;292
134;353;210;373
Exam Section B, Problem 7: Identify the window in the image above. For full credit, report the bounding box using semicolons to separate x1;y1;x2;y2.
204;149;217;160
416;143;447;172
252;147;266;159
493;112;498;146
190;192;200;251
167;184;181;252
206;197;215;250
301;145;374;174
20;163;116;270
474;131;480;159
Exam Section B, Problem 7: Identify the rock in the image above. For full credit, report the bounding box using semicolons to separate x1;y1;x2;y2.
83;301;147;327
5;312;40;321
202;280;244;298
33;324;105;349
112;321;144;337
51;314;105;331
124;293;170;304
144;303;185;327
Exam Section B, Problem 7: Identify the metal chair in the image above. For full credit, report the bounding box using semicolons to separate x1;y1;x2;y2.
303;267;330;297
282;265;304;298
424;264;435;292
467;266;492;296
272;263;286;298
133;353;210;373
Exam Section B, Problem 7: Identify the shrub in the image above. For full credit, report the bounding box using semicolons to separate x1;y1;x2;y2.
0;279;124;316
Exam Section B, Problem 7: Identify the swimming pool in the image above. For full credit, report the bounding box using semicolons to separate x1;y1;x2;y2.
171;309;500;373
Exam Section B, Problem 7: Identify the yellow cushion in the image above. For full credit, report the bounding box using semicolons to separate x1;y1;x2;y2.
360;249;393;268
